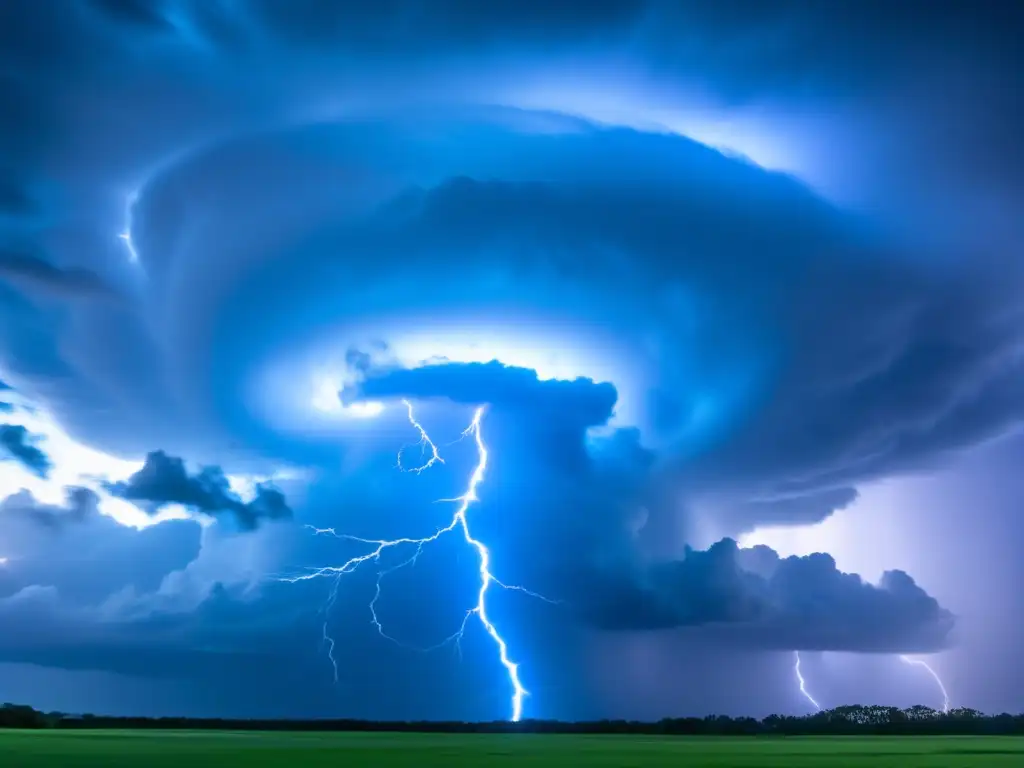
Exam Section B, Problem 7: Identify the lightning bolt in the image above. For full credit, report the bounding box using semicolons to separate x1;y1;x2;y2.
395;398;443;473
900;655;951;713
283;402;552;722
793;651;822;712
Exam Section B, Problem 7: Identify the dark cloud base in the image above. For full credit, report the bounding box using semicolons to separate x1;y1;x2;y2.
107;451;291;530
582;540;952;654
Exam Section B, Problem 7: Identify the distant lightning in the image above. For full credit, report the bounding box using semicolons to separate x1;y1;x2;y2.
118;191;140;263
283;402;552;722
794;651;822;712
900;655;951;713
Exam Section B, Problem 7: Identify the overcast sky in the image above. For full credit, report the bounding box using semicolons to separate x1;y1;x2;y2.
0;0;1021;720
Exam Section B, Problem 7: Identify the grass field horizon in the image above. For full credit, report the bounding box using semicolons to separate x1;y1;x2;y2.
2;730;1022;767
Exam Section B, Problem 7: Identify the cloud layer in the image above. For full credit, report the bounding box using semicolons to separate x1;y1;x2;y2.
583;539;952;653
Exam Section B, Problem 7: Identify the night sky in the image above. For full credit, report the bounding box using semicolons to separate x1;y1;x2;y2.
1;0;1022;722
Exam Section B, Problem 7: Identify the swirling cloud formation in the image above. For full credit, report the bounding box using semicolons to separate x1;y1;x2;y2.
0;0;1019;720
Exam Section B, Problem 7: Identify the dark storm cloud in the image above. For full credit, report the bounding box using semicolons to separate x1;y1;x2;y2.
0;424;51;478
0;251;117;300
107;451;292;530
582;539;952;654
353;361;618;429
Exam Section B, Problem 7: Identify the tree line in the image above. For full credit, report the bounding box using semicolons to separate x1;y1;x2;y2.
3;702;1024;735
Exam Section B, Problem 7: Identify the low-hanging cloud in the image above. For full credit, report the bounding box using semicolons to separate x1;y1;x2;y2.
581;539;953;654
107;451;292;531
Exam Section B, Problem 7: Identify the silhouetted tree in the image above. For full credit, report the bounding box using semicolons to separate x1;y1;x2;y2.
1;702;1021;735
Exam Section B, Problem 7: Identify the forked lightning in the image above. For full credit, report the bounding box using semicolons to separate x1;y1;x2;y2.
282;402;551;722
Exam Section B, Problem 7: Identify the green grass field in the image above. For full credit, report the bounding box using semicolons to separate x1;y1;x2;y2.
1;730;1022;767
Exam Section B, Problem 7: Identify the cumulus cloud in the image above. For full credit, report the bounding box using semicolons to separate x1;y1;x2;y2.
0;424;51;478
581;539;953;653
107;451;292;531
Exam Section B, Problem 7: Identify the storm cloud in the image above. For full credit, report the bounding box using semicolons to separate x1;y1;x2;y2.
583;539;953;653
0;0;1019;720
107;451;292;531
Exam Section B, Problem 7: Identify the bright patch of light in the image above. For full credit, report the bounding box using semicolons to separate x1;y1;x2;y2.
311;372;384;418
309;374;382;417
486;64;856;202
258;313;644;439
737;486;898;583
497;69;802;173
346;401;384;418
311;376;341;413
226;469;306;505
118;190;140;264
0;389;281;529
390;326;595;383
